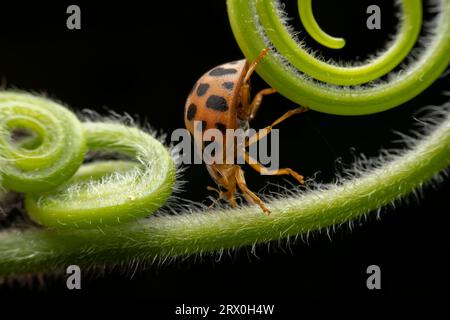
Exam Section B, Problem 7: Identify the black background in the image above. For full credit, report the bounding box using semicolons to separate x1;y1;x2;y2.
0;0;447;308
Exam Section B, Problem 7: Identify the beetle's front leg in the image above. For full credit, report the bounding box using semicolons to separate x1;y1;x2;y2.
247;88;277;120
240;85;277;121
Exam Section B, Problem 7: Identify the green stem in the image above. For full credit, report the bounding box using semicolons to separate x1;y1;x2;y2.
0;105;449;275
227;0;450;114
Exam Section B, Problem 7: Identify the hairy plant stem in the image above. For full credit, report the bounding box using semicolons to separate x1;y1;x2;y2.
0;106;449;276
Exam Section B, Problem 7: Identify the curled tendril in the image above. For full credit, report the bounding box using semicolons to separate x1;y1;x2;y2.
227;0;450;114
0;92;176;229
0;92;86;193
298;0;346;49
25;122;176;228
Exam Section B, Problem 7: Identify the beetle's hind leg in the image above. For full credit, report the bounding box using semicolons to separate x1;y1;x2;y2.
244;106;308;184
243;107;307;184
245;152;305;185
246;106;308;147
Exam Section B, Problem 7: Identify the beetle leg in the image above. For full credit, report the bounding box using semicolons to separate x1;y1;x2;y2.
243;48;270;85
246;87;277;120
225;189;238;208
246;106;308;147
235;167;270;214
244;152;305;184
240;48;272;118
241;86;276;120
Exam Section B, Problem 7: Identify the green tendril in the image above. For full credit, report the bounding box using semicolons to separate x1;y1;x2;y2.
0;92;86;193
25;122;176;228
227;0;450;114
298;0;346;49
0;92;176;229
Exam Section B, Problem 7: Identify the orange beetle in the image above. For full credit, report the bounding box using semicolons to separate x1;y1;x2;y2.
184;49;307;214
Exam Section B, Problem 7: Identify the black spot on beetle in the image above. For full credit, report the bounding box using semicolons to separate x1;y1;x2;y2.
206;95;228;112
215;122;227;135
209;67;237;76
222;82;234;90
196;83;209;97
186;103;197;120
